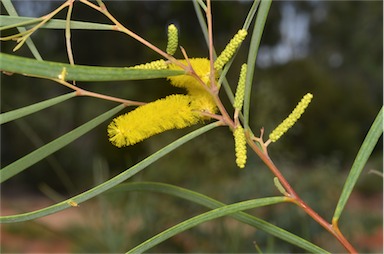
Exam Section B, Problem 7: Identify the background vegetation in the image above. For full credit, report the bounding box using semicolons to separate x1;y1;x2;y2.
1;1;382;253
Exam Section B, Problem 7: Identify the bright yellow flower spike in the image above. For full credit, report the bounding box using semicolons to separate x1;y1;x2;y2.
269;93;313;142
108;58;219;147
233;125;247;168
109;28;249;148
108;94;200;147
166;24;178;55
168;58;217;115
167;58;212;91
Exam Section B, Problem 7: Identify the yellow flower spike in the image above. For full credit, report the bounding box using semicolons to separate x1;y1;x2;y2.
129;59;168;70
269;93;313;142
166;24;178;55
233;63;247;111
189;92;218;116
108;94;200;147
168;58;218;115
233;125;247;168
214;29;247;71
167;58;213;91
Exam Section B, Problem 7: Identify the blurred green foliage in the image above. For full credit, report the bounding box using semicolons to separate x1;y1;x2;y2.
1;1;382;253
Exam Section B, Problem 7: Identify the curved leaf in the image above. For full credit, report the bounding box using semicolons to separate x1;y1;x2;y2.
333;107;383;221
0;122;219;222
243;0;271;128
127;196;287;253
110;182;329;253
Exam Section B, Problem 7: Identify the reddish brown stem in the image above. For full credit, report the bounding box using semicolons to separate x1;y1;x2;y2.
245;130;357;253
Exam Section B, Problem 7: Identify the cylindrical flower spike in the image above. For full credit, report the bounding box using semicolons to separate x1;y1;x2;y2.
166;24;178;55
167;58;212;90
108;94;200;147
233;125;247;168
129;59;168;70
233;64;247;111
269;93;313;142
214;29;247;71
168;58;218;115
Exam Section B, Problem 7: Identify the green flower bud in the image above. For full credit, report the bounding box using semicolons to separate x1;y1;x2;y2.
269;93;313;142
233;125;247;168
214;29;247;71
166;24;178;55
233;64;247;110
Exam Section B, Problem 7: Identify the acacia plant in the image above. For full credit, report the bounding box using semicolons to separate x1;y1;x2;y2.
0;0;382;253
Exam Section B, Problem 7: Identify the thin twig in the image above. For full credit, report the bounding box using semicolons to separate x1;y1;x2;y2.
65;0;75;66
50;78;145;106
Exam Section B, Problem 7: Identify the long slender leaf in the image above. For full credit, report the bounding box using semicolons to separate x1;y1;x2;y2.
110;182;329;253
0;15;113;31
127;197;287;253
0;122;219;222
243;0;271;129
0;104;125;182
0;53;184;81
333;107;383;221
0;92;76;124
1;1;43;60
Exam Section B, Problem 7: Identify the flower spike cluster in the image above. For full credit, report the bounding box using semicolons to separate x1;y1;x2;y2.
214;29;247;71
269;93;313;142
108;58;217;147
108;27;247;148
233;125;247;168
166;24;178;55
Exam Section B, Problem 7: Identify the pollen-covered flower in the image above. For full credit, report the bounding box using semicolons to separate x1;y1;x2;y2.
167;58;213;91
168;58;217;114
233;125;247;168
108;94;200;147
166;24;178;55
129;59;168;70
269;93;313;142
214;29;247;71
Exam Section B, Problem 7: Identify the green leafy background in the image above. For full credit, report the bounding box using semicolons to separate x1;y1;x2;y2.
1;1;382;253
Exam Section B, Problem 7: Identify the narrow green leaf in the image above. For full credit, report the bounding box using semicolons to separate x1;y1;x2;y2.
0;53;184;81
242;0;260;31
0;92;76;124
110;182;329;253
243;0;271;129
0;122;219;222
192;1;209;48
0;15;114;31
127;197;287;254
0;104;125;183
1;2;43;60
333;107;383;221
